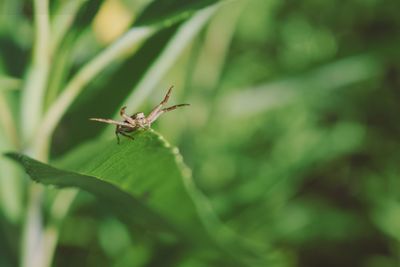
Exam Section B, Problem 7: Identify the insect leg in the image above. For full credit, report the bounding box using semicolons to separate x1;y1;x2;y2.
147;85;174;122
119;106;137;126
89;118;131;127
119;131;135;141
147;103;190;124
115;129;121;144
160;85;173;105
162;104;190;112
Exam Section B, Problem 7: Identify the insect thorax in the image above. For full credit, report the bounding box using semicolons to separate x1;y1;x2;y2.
131;112;145;119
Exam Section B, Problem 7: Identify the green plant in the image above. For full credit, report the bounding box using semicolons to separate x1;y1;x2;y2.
0;1;259;266
2;0;400;267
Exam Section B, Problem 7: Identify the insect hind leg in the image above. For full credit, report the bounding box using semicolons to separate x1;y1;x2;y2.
162;103;190;112
118;131;135;142
115;129;121;144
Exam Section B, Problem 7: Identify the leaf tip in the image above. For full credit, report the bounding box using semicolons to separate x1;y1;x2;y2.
3;152;22;162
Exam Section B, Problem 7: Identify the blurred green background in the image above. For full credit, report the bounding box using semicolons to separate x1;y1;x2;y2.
1;0;400;266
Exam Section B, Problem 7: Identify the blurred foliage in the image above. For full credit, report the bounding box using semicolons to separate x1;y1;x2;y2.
1;0;400;267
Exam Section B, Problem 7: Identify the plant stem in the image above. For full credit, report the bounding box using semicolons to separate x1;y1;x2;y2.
20;0;51;267
0;93;19;147
0;93;22;222
36;3;90;266
42;190;78;267
21;185;46;267
20;0;50;144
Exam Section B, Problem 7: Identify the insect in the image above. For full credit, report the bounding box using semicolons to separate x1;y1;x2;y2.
90;86;189;144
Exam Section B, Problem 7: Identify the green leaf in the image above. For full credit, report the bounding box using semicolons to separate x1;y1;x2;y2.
6;130;210;244
136;0;219;27
6;131;259;265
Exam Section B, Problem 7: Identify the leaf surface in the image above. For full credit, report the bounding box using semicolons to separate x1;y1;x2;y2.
6;130;210;245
